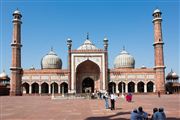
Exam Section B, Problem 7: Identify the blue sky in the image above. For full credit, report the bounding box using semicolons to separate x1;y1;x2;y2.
0;0;179;78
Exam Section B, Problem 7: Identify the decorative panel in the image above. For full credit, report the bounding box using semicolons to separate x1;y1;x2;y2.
32;76;40;80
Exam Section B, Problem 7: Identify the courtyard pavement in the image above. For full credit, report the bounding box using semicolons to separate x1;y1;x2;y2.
0;94;179;120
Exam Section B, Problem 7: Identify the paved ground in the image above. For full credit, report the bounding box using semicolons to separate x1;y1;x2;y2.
0;94;179;120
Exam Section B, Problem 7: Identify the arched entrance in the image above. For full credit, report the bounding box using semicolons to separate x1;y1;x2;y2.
32;83;39;94
147;81;154;92
60;82;68;94
118;82;125;93
22;83;29;94
137;82;144;93
82;78;94;93
41;82;48;94
76;60;100;93
108;82;116;93
51;82;58;93
128;82;135;93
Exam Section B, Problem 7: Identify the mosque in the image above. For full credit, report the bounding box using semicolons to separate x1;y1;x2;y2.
9;9;168;96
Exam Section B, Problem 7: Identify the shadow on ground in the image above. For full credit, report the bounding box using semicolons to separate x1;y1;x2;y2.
85;111;180;120
85;111;130;120
167;118;180;120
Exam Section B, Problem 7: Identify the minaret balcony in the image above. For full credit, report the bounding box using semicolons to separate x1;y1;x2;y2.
153;41;164;46
152;18;162;22
11;43;22;47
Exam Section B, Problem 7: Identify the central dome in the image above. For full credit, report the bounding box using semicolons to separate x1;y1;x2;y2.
114;49;135;68
77;33;99;50
77;39;98;50
41;49;62;69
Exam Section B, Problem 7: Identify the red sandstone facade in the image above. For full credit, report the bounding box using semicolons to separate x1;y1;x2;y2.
10;9;166;95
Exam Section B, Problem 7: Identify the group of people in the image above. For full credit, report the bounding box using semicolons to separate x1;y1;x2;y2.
151;107;166;120
131;106;166;120
103;91;133;110
101;91;166;119
103;92;118;110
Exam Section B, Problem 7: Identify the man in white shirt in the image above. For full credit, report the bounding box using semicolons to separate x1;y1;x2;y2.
110;93;115;110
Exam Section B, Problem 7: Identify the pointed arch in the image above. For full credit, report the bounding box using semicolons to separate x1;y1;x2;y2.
108;82;116;93
118;82;125;93
137;81;144;93
147;81;154;92
76;59;100;93
60;82;68;94
82;77;94;93
128;82;135;93
41;82;49;93
51;82;58;93
22;82;29;94
32;82;39;94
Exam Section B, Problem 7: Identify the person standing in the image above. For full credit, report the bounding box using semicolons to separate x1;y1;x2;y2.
110;93;115;110
158;91;161;98
104;91;109;109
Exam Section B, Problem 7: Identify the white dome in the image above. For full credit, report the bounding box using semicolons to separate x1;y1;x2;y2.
77;39;98;50
166;70;179;80
41;49;62;69
114;49;135;68
172;72;177;76
14;10;21;14
13;9;21;15
153;9;161;14
0;70;8;78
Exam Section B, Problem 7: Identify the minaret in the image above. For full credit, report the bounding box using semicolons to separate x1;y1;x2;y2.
152;9;166;93
67;38;72;93
103;37;108;90
10;9;23;96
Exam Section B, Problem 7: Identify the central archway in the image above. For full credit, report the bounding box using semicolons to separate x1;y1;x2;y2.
76;60;100;93
82;77;94;93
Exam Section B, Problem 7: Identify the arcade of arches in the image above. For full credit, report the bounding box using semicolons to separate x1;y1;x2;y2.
22;82;68;94
22;80;155;94
108;81;154;93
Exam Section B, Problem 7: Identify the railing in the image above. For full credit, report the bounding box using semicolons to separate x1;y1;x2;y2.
52;93;94;100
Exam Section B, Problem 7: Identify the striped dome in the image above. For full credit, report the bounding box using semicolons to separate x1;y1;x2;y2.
41;49;62;69
114;49;135;68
